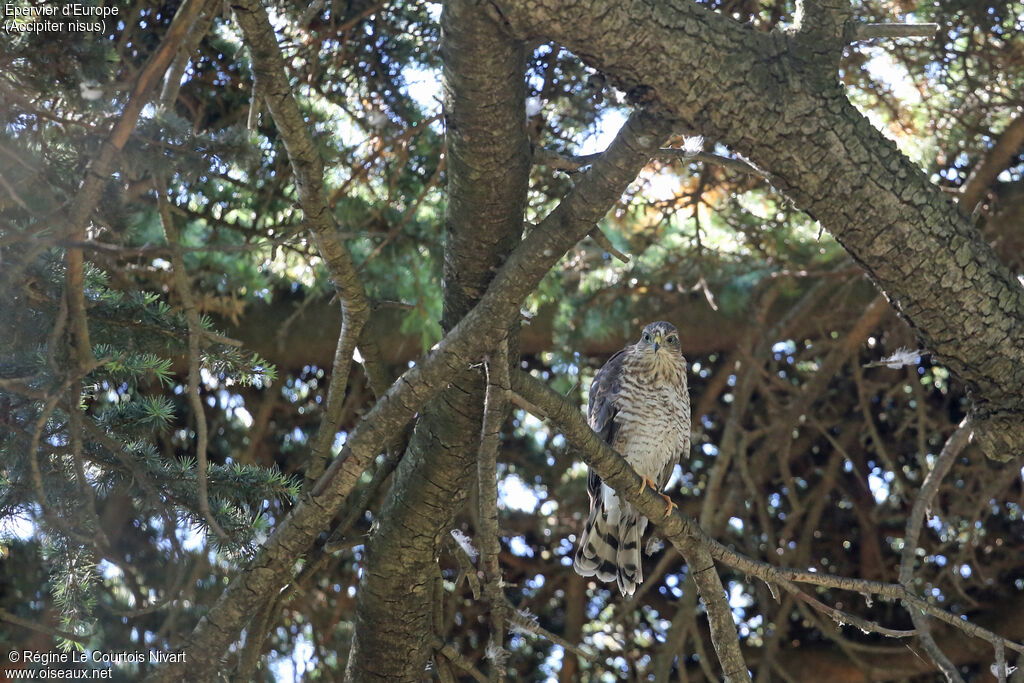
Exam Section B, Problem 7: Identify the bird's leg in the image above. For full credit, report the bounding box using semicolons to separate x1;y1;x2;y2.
637;478;677;516
637;477;657;494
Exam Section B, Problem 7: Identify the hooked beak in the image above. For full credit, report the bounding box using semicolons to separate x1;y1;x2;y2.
653;333;662;352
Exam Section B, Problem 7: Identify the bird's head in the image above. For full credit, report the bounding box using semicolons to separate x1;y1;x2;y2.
637;321;681;356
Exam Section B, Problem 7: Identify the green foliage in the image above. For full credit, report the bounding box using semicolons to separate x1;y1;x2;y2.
2;0;1022;678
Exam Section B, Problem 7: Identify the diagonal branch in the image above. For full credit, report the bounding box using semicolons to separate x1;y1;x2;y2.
898;419;973;682
479;340;511;680
509;369;1024;679
509;372;751;682
493;0;1024;461
960;115;1024;213
145;107;675;679
60;0;218;368
231;0;374;488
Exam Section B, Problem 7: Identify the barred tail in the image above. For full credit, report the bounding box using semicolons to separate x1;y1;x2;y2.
615;509;646;597
574;495;646;596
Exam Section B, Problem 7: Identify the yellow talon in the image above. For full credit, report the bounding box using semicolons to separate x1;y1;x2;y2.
659;492;677;517
637;478;676;516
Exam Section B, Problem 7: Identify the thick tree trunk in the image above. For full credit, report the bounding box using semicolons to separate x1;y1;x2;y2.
344;0;531;678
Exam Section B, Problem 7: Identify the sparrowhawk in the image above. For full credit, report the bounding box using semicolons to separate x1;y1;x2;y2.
573;321;691;596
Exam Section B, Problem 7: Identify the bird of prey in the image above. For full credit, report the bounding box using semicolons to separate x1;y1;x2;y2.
573;321;691;596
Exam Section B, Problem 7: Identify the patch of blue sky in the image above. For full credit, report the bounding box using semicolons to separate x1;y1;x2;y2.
0;507;36;542
508;535;534;558
577;109;627;156
499;473;540;513
268;627;316;681
867;467;894;504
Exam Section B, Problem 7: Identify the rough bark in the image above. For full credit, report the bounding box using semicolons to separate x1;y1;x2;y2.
146;16;674;683
345;0;530;678
492;0;1024;460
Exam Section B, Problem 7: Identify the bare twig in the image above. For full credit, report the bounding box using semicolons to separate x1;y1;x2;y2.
231;0;374;489
478;339;510;681
432;640;489;683
158;187;228;542
898;418;973;682
0;169;30;211
357;152;446;271
959;115;1024;213
158;0;218;108
505;603;598;663
587;226;630;263
853;23;940;40
0;608;92;646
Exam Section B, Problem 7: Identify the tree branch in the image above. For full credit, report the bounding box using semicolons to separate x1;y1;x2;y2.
509;371;751;682
494;0;1024;461
960;115;1024;213
509;369;1024;679
853;23;940;40
231;0;374;489
59;0;218;367
898;419;973;682
479;341;511;681
158;187;228;541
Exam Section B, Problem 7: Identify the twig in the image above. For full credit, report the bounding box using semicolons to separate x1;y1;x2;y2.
478;339;510;681
898;418;972;682
247;66;262;131
431;640;488;683
0;169;30;211
158;0;218;108
231;0;374;489
852;361;907;499
788;584;916;639
0;608;92;645
666;149;771;180
899;417;972;585
158;187;228;542
357;152;446;271
995;640;1007;683
236;599;276;679
67;385;110;551
653;574;698;682
27;359;105;534
587;226;630;263
853;23;940;40
323;448;403;553
960;115;1024;214
505;603;598;663
61;238;290;257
